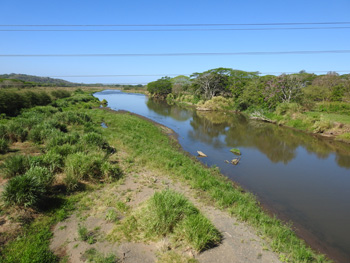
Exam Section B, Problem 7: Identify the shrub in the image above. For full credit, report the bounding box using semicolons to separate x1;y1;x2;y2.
48;144;82;157
1;168;50;207
0;138;9;154
30;152;64;173
175;214;221;251
81;132;109;150
275;102;302;116
313;118;333;133
3;155;31;178
6;121;28;142
51;90;71;99
24;166;53;189
198;96;234;111
25;105;59;116
64;152;107;190
28;123;56;144
0;124;9;140
46;131;80;149
101;162;122;182
83;122;100;133
53;111;92;125
137;190;221;251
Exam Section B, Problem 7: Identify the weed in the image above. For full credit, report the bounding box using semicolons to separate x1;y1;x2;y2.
105;209;119;223
156;251;198;263
81;248;117;263
77;224;96;244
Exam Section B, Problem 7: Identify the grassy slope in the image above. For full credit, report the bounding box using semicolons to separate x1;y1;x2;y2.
91;108;329;263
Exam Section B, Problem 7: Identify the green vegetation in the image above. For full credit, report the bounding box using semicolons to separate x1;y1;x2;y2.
0;90;53;116
0;89;121;262
0;89;331;262
147;69;350;137
230;148;241;155
82;248;117;263
110;190;221;252
96;108;329;262
78;224;96;244
147;76;172;98
138;190;221;252
2;155;31;178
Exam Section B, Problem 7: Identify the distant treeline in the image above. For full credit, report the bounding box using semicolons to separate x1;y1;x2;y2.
147;69;350;110
0;74;118;88
0;89;71;116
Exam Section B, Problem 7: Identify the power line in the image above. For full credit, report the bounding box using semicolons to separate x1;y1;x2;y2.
1;50;350;57
1;27;350;32
46;70;350;78
1;22;350;27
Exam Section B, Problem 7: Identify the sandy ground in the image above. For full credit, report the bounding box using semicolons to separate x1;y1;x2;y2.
50;165;282;263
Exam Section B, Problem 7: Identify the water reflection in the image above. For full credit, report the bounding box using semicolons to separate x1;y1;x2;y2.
94;91;350;261
147;99;192;122
185;109;350;168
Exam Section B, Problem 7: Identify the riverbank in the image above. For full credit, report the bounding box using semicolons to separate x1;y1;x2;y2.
0;90;331;262
166;95;350;144
88;107;330;262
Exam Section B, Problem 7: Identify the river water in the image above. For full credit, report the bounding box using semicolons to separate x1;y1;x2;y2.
94;90;350;262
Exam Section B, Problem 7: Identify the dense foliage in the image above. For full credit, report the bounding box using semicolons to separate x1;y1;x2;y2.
147;76;172;98
0;90;53;116
150;69;350;111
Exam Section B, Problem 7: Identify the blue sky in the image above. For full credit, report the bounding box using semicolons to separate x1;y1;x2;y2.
0;0;349;84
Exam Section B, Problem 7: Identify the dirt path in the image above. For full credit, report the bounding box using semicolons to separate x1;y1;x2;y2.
50;163;282;263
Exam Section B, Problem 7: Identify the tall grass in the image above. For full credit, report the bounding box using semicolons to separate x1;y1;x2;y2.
2;155;31;178
127;190;221;252
64;152;121;191
2;167;52;207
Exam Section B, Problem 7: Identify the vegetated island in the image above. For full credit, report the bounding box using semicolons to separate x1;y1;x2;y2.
0;84;331;262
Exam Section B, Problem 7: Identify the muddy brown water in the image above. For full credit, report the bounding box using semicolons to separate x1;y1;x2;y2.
94;90;350;262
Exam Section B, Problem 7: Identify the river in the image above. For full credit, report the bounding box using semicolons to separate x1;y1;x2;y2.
94;90;350;262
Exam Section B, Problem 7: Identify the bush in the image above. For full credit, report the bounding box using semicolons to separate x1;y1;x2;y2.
198;96;233;111
51;90;71;99
1;168;51;207
138;190;221;251
30;152;64;173
0;138;9;154
101;162;122;182
275;102;302;116
0;124;9;140
81;132;109;150
48;144;82;157
25;166;53;189
313;118;333;133
46;131;80;149
28;123;56;144
64;152;108;191
6;121;28;142
3;155;31;178
53;111;92;125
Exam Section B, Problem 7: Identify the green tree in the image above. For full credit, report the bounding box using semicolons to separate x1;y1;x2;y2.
147;77;172;99
170;75;191;95
191;68;232;100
